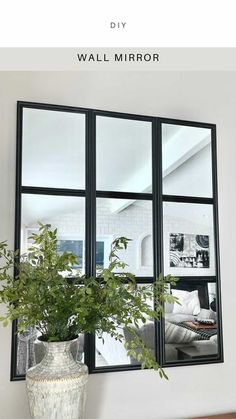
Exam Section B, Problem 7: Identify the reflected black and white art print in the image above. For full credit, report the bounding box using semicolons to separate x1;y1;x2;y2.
169;233;209;268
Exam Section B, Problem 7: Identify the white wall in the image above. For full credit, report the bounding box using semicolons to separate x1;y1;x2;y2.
0;71;235;419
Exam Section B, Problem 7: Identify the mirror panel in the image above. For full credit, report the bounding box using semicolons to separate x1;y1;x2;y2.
96;116;152;193
22;108;86;189
162;124;213;198
21;194;85;272
17;194;86;374
95;284;155;368
164;281;219;363
96;198;153;276
163;202;215;277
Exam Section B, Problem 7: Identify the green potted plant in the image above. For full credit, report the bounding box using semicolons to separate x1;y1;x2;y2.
0;223;178;419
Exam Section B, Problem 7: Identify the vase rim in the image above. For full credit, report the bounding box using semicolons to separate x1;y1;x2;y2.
38;337;78;344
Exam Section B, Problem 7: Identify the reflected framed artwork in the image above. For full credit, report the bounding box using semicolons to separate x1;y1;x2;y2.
169;233;210;270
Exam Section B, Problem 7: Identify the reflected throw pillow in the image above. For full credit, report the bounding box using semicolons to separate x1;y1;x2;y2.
172;289;201;316
165;321;199;343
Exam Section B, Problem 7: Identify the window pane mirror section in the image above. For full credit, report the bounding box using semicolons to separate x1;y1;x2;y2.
96;116;152;193
95;283;155;368
21;194;85;273
162;124;213;198
17;194;86;375
22;108;86;189
164;281;219;363
96;198;153;276
163;202;216;277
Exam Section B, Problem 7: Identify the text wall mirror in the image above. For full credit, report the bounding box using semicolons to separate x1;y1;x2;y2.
11;102;223;380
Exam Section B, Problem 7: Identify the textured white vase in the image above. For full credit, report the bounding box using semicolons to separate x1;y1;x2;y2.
26;340;88;419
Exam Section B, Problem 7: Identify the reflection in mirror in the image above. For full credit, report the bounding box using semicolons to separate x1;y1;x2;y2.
163;202;215;277
14;104;222;377
17;331;84;375
96;199;153;276
164;282;219;362
96;116;152;193
162;124;212;198
95;284;155;367
17;194;85;374
21;194;85;269
22;108;85;189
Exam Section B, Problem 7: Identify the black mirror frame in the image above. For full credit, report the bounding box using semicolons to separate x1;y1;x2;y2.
10;101;223;381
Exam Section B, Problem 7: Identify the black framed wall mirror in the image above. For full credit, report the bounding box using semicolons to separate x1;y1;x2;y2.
11;101;223;380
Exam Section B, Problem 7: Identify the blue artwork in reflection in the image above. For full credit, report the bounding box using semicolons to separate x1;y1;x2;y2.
57;240;104;269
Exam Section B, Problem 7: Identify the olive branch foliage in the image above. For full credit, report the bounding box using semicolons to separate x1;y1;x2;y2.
0;223;178;379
